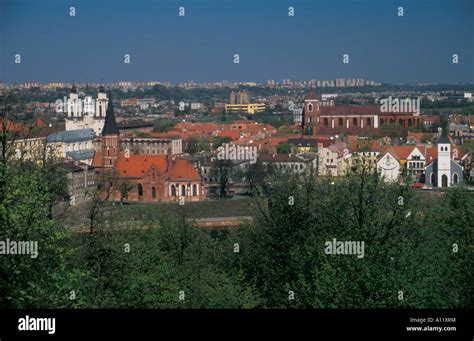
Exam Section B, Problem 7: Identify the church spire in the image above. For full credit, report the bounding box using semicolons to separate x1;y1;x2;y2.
437;127;450;144
102;91;119;135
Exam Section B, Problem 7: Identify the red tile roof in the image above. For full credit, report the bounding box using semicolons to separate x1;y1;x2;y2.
217;130;241;140
110;154;201;182
116;154;167;177
169;159;201;181
380;145;415;160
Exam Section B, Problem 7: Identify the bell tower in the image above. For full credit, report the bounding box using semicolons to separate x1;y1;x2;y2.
101;91;120;169
302;90;319;135
437;128;451;187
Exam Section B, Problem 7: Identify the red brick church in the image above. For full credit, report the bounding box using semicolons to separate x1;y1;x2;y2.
301;91;421;136
92;92;205;203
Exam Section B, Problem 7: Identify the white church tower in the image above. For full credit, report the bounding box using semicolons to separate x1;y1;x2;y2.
65;84;109;136
437;128;451;188
93;85;107;136
95;85;108;118
66;84;82;119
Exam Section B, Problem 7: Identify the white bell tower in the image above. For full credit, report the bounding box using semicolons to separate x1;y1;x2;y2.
67;84;82;118
437;128;451;187
95;85;108;118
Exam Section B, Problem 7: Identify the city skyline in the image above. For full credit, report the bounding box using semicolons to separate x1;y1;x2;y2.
1;0;473;84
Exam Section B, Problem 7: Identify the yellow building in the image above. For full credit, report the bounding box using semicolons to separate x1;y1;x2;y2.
225;103;266;114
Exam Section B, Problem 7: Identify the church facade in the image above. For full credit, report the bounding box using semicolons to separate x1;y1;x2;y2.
425;130;463;187
65;84;108;136
301;92;421;136
92;92;205;203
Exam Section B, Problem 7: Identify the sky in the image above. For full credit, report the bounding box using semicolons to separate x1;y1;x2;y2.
1;0;473;84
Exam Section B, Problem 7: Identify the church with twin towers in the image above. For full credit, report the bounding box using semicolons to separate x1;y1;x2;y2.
65;84;109;136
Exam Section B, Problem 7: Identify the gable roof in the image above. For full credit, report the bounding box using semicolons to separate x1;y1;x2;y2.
169;159;201;181
115;154;167;177
380;145;415;160
47;128;95;143
114;154;201;182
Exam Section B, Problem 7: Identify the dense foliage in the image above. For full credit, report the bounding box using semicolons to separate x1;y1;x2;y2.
1;155;472;308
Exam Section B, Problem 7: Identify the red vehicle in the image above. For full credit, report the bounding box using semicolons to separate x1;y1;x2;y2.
411;182;424;189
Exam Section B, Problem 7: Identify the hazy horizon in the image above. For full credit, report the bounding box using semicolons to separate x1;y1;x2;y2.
1;0;473;84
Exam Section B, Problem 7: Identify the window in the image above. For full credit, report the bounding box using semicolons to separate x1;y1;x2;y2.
152;187;156;198
353;118;358;127
308;103;313;112
338;118;343;126
138;184;143;196
442;174;448;188
181;185;186;196
171;185;176;196
453;173;458;184
367;118;371;127
324;118;329;127
193;184;197;196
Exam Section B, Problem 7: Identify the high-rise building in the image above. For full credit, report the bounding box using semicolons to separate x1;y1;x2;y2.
229;90;249;104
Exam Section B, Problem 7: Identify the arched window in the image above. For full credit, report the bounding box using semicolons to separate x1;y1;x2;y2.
352;118;358;127
380;119;385;125
408;119;413;127
324;118;329;127
338;118;343;126
171;185;176;196
308;103;313;112
442;174;448;188
367;118;371;127
193;184;197;196
453;173;458;184
138;183;143;196
398;119;403;126
152;187;156;198
430;173;436;186
390;119;394;123
181;185;186;196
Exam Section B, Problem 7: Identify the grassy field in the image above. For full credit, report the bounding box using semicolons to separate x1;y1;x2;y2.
60;196;254;230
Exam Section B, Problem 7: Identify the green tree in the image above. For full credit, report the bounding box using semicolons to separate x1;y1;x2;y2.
276;142;292;154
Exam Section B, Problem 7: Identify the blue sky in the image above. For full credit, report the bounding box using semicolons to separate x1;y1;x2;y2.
1;0;473;84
